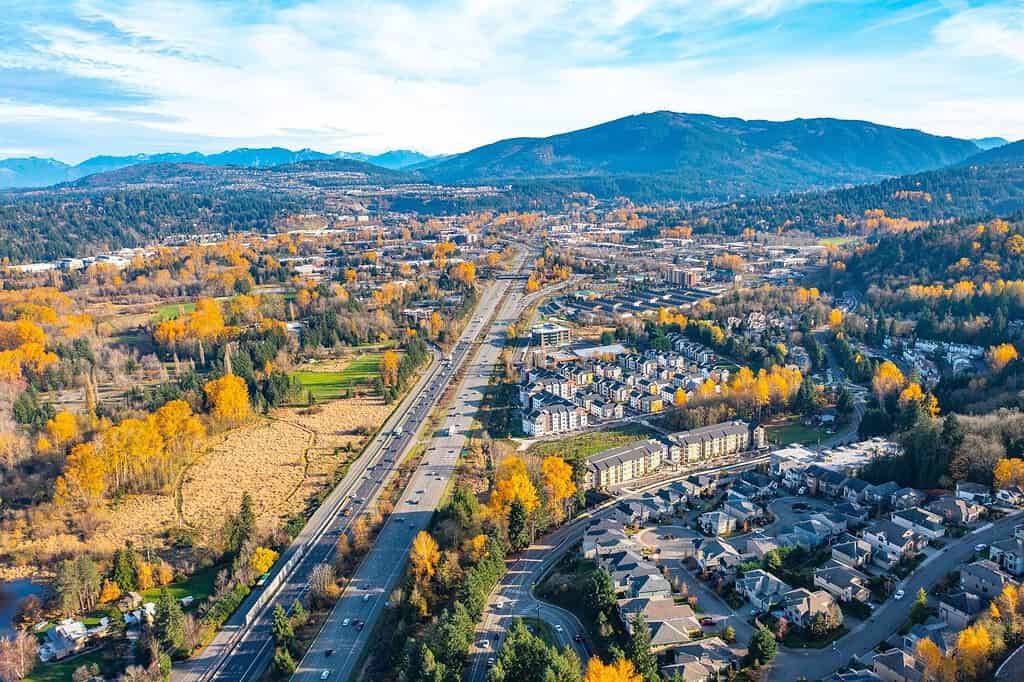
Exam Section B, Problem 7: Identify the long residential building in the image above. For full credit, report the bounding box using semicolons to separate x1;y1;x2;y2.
586;439;666;490
669;420;765;463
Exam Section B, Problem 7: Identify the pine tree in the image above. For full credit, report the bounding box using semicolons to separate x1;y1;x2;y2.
112;544;138;592
508;498;529;551
272;604;294;645
155;587;185;651
749;626;777;665
626;614;658;682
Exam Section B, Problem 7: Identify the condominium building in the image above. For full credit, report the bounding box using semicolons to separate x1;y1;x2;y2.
669;420;765;463
586;439;666;490
531;322;572;348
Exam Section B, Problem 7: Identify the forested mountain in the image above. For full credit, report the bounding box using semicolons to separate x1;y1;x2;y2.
0;147;433;189
960;139;1024;167
423;111;981;198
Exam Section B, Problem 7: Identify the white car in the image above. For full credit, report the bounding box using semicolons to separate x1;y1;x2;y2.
321;672;330;680
342;618;351;626
975;543;988;553
478;640;490;649
554;625;563;633
363;593;371;602
894;589;905;600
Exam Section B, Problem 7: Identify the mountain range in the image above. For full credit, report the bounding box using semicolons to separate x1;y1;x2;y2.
0;147;433;189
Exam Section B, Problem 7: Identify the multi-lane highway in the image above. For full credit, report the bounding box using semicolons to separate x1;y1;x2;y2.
293;260;540;680
174;257;528;682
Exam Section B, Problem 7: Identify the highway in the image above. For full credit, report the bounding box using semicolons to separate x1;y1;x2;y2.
292;258;542;681
173;258;528;682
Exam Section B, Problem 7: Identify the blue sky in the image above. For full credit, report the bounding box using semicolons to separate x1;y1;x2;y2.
2;0;1023;162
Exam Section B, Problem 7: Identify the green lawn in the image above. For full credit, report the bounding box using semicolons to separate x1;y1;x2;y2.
819;236;861;247
766;422;828;446
529;423;655;460
293;353;384;401
152;301;196;322
141;563;220;607
26;649;110;682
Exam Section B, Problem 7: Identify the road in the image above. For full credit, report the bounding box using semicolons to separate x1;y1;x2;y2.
767;510;1024;681
174;262;528;682
292;257;545;681
466;456;772;682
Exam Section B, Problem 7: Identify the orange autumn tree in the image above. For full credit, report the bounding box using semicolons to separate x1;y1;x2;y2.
584;658;642;682
541;456;576;518
987;343;1019;371
205;374;251;427
54;443;107;508
379;350;400;387
489;456;539;517
410;531;440;583
872;361;906;401
994;458;1024;489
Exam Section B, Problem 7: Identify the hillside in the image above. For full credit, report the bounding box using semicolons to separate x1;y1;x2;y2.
0;146;433;189
960;139;1024;167
423;111;981;198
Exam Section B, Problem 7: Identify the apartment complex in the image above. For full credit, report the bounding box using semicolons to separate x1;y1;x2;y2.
669;420;765;463
586;439;666;490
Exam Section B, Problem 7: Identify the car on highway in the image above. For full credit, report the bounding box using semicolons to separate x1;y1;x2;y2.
487;658;495;668
478;640;490;649
894;589;905;600
363;593;371;602
321;671;330;679
342;618;351;626
325;649;334;656
975;543;988;552
574;634;583;643
356;620;364;631
554;625;563;633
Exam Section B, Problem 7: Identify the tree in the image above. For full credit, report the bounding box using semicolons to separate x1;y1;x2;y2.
673;387;688;408
410;531;441;583
155;586;185;652
489;456;539;516
626;614;658;682
541;456;576;506
748;626;777;665
380;350;400;388
46;411;78;449
412;643;446;682
872;361;906;401
251;547;279;575
986;343;1018;371
586;568;616;613
915;637;943;680
272;648;296;676
722;625;737;643
508;499;530;551
0;631;39;682
272;604;294;646
828;308;843;329
56;556;102;616
204;374;251;426
583;658;641;682
910;587;929;624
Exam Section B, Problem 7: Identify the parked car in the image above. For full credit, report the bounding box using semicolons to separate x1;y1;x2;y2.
975;543;988;553
894;589;905;600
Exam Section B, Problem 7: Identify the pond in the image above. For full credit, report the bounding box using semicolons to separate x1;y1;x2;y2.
0;579;47;637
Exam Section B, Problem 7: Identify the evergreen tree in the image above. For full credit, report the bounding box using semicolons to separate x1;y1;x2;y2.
155;587;185;651
112;543;138;592
273;647;296;676
626;614;659;682
508;498;529;551
749;626;777;665
272;604;294;645
586;568;617;614
412;644;446;682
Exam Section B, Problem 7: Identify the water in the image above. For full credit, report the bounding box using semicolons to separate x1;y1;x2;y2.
0;579;48;637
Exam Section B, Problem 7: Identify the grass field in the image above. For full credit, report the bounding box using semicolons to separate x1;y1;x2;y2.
293;353;383;401
26;649;110;682
141;563;220;606
152;301;196;322
819;236;860;247
528;423;654;460
766;421;829;446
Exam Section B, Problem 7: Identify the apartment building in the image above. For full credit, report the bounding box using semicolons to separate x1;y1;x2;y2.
669;420;765;463
586;439;666;490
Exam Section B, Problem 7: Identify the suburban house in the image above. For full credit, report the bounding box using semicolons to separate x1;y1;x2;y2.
813;560;871;603
779;588;843;630
832;535;873;568
698;511;737;536
890;487;926;510
961;559;1017;599
925;496;983;525
890;507;946;540
841;477;872;503
872;648;924;682
735;569;792;611
955;481;992;505
585;439;665;490
861;520;925;569
632;573;673;599
661;637;735;680
864;481;900;508
792;518;833;549
990;524;1024;577
619;597;702;649
696;539;742;573
834;501;870;525
39;619;89;662
938;590;982;630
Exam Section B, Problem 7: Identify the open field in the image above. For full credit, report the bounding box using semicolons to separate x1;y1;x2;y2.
765;421;829;445
152;301;197;322
292;352;384;401
141;563;221;605
527;423;655;460
26;649;111;682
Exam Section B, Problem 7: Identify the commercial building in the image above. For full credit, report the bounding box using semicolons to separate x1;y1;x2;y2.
530;322;572;348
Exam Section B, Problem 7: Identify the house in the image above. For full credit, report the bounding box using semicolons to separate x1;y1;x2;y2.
832;535;873;568
864;481;900;508
811;512;849;538
820;470;851;498
586;439;665;490
814;560;871;603
826;671;883;682
39;619;88;662
891;507;946;540
990;524;1024;576
661;638;735;679
521;398;589;436
722;497;762;524
834;501;870;525
937;590;982;630
961;559;1017;598
956;481;991;505
872;648;924;682
632;573;673;599
780;588;843;630
804;464;833;496
696;539;742;573
891;487;926;510
862;521;924;569
842;478;872;503
792;518;832;549
747;537;781;559
735;569;792;611
619;598;702;649
996;486;1024;507
925;496;983;525
698;511;737;536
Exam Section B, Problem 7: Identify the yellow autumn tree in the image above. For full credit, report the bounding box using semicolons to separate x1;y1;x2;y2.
828;308;843;329
99;580;122;604
957;622;993;679
584;658;642;682
673;387;688;407
54;442;107;508
410;531;440;583
987;343;1019;371
541;456;576;503
251;547;279;574
872;361;906;400
136;562;155;590
204;374;251;427
489;456;539;516
994;458;1024;490
46;411;78;448
380;350;400;387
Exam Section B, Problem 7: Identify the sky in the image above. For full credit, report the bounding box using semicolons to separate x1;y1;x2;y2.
1;0;1023;163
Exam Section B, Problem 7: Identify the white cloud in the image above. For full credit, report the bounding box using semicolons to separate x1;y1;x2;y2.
933;3;1024;64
